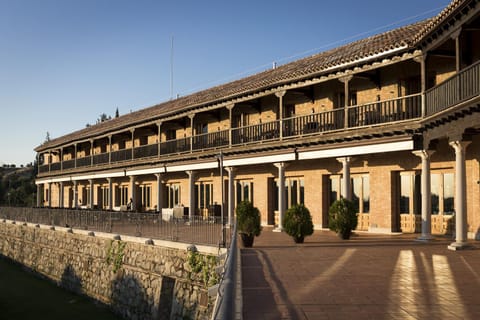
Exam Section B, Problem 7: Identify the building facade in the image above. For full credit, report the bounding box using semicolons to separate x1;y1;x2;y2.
35;0;480;248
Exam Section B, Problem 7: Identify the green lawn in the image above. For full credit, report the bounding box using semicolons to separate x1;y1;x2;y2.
0;257;120;320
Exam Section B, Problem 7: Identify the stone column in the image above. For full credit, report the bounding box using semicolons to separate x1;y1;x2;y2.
89;179;94;209
451;28;462;73
225;167;236;227
59;182;64;208
187;171;196;220
155;173;163;213
275;91;286;140
412;150;435;240
129;175;137;211
47;182;52;207
73;180;78;208
337;157;352;200
274;162;287;231
36;184;42;207
448;140;471;250
107;177;113;210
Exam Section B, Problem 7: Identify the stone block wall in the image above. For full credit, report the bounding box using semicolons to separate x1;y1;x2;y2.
0;221;220;320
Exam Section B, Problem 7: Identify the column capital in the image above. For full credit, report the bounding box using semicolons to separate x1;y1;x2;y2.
129;175;136;182
336;156;352;164
275;90;286;98
225;166;236;174
413;52;427;64
449;140;471;152
226;103;235;111
273;162;289;169
412;149;435;160
339;75;353;84
154;173;163;179
186;170;196;178
450;27;462;40
187;113;195;120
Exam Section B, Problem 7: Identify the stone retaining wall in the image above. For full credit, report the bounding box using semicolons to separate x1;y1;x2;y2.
0;220;222;320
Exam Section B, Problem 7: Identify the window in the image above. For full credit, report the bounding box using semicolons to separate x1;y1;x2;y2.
115;185;129;207
167;183;181;208
140;184;151;208
273;177;304;211
236;180;253;205
330;174;369;213
431;172;454;215
195;182;213;209
399;173;421;214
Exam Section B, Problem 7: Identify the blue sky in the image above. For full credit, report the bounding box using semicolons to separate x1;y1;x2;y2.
0;0;451;166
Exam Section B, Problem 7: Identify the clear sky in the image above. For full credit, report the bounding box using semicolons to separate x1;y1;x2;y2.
0;0;451;166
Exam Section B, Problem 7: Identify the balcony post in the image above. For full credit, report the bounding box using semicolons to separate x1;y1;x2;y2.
275;91;286;140
157;122;162;157
108;135;112;164
107;177;113;210
414;53;427;117
48;151;52;172
90;139;94;166
339;75;353;128
448;139;471;250
74;144;77;168
60;148;63;171
188;114;195;153
227;104;234;147
130;129;135;160
450;28;462;73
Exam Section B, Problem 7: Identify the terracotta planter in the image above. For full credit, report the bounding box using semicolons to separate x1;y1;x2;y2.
240;233;254;247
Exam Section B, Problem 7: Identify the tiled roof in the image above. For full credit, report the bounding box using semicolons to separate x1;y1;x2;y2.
36;1;466;152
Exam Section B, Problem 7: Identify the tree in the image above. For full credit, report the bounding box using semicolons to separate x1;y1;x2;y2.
115;107;119;118
45;131;51;142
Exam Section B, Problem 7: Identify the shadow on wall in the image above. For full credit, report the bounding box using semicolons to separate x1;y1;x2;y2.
110;272;150;320
60;264;83;294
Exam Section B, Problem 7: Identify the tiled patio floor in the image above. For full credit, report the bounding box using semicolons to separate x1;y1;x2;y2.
241;228;480;320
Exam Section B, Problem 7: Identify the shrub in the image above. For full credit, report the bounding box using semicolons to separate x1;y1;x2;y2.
328;198;358;239
236;201;261;237
283;204;314;243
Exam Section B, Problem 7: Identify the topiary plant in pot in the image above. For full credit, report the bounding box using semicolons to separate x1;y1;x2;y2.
236;201;262;247
328;198;358;240
283;204;314;243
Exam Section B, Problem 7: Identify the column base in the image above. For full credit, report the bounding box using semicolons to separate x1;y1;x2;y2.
416;234;435;241
448;241;472;251
273;227;283;233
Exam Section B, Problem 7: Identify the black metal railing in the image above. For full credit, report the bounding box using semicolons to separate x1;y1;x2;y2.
63;159;75;169
76;156;92;167
425;60;480;116
0;207;230;247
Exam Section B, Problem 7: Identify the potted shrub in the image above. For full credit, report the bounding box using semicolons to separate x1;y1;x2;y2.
283;204;314;243
328;198;358;239
236;201;262;247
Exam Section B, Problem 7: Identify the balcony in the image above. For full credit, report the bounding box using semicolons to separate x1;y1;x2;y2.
426;60;480;116
39;59;480;176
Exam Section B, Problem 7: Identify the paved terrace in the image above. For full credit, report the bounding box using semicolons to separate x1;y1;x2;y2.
241;228;480;320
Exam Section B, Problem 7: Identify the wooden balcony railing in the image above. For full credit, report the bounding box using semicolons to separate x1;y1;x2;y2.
93;153;109;165
133;144;158;159
76;156;91;167
232;120;280;144
160;137;190;154
63;159;75;170
111;149;132;162
425;60;480;116
283;109;344;137
192;129;229;150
